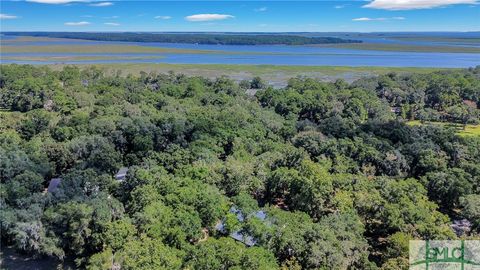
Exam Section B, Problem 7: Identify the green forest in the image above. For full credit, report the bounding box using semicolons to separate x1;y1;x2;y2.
0;64;479;270
3;32;360;45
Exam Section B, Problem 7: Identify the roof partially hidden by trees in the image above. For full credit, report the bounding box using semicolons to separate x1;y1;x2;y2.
47;178;62;193
215;207;267;246
114;167;129;181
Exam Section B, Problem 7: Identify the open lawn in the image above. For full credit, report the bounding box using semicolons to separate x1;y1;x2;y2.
406;120;480;137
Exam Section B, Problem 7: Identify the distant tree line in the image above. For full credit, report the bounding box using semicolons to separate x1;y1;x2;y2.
0;64;479;270
4;32;361;45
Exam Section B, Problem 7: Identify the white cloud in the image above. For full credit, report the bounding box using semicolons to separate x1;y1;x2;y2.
81;15;93;18
334;4;348;9
103;15;119;19
104;22;120;26
64;21;90;26
89;2;113;7
0;13;18;19
352;17;386;21
352;16;406;21
155;15;172;20
254;7;268;12
27;0;116;5
26;0;85;3
185;14;234;22
363;0;478;10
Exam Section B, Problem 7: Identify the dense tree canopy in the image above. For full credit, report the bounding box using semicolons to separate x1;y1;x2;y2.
0;64;479;269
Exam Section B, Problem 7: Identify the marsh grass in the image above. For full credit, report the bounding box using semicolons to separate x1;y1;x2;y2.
321;43;480;53
39;63;453;87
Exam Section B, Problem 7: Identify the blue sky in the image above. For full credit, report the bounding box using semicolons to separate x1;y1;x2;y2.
1;0;479;32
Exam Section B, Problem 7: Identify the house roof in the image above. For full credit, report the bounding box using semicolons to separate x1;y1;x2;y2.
230;231;256;247
450;218;472;236
115;167;129;180
47;178;62;193
215;207;267;247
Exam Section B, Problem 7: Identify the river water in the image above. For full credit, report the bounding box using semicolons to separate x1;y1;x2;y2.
1;34;479;67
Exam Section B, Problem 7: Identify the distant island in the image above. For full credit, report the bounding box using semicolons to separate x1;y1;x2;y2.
3;32;362;45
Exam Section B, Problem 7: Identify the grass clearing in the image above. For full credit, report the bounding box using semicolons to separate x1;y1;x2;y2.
406;120;480;137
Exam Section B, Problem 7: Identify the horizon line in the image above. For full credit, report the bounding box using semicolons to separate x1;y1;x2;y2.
2;31;480;33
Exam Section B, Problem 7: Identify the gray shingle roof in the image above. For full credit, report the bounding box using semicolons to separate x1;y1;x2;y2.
115;167;129;181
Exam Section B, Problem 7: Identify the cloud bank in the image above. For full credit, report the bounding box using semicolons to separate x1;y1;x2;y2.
363;0;478;10
185;14;234;22
104;22;119;26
